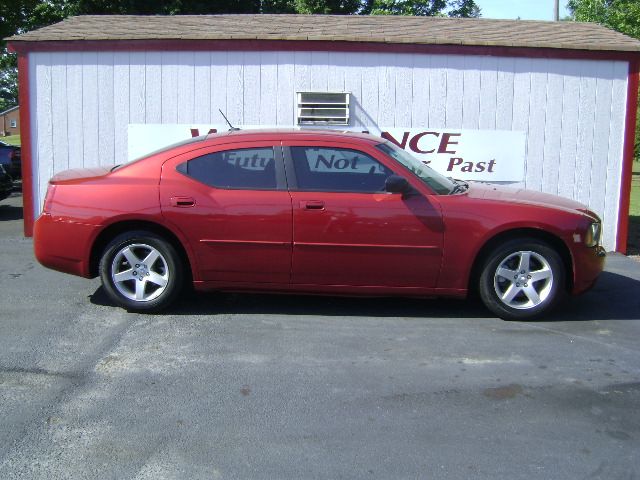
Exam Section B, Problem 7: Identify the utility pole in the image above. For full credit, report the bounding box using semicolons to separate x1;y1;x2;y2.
554;0;559;20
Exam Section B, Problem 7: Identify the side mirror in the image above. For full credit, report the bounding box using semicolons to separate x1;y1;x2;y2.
385;175;411;194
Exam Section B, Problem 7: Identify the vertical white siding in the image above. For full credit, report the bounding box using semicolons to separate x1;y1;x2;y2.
603;61;629;250
113;51;130;165
512;57;532;189
81;52;99;168
275;52;294;125
33;52;52;208
541;60;565;196
478;56;498;130
445;55;464;127
97;51;115;167
359;54;378;127
411;55;430;128
462;55;481;129
176;52;195;124
29;50;629;250
243;52;261;125
525;60;549;192
378;59;396;126
428;56;447;127
260;52;278;125
128;52;145;124
210;52;227;124
65;52;84;170
50;55;68;173
495;57;515;130
395;54;413;127
193;52;211;123
343;56;362;128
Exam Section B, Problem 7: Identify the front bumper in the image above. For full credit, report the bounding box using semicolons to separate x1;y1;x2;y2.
572;245;606;295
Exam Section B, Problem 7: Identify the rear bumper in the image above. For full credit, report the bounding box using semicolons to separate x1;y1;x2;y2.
572;245;606;294
34;213;97;278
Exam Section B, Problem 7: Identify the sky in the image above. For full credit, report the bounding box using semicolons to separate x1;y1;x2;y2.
475;0;572;21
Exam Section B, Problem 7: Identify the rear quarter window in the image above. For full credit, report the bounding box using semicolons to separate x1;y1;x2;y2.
177;147;277;190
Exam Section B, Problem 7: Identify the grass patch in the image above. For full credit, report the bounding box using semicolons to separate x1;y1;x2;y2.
629;160;640;255
1;135;21;146
631;161;640;216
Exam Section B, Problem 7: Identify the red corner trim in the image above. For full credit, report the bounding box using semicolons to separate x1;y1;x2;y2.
16;53;35;237
616;60;640;253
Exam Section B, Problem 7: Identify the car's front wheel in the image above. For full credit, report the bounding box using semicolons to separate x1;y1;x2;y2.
99;231;183;311
478;239;565;321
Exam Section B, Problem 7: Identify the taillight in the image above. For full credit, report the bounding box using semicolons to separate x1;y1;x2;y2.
42;185;57;214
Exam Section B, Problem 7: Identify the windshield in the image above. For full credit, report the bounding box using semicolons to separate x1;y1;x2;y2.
376;142;456;195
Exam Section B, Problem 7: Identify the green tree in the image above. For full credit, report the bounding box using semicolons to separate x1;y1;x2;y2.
295;0;360;14
363;0;480;16
0;65;17;112
568;0;640;38
447;0;480;17
1;0;76;108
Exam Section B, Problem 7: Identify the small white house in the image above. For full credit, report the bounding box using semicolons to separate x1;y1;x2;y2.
7;14;640;251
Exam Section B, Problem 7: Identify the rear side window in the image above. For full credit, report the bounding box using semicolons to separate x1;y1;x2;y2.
177;147;277;190
290;147;392;193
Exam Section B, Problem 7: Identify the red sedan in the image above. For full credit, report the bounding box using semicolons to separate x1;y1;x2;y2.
34;130;605;320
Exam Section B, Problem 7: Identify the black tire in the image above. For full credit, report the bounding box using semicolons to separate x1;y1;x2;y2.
478;239;566;321
99;231;183;312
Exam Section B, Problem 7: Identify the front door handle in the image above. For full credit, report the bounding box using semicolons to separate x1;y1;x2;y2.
301;200;325;210
170;196;196;207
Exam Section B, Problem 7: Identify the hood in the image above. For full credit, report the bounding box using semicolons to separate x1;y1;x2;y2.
466;182;599;219
49;167;111;184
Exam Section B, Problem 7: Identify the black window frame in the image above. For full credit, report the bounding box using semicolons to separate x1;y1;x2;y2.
176;145;287;191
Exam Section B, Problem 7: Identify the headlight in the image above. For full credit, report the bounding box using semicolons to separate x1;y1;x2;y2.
584;222;601;247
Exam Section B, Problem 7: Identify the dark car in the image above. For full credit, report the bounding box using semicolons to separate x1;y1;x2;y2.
33;129;605;320
0;164;13;202
0;141;21;179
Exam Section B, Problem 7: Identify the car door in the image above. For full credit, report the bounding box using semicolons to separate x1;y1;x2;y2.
284;142;444;289
160;143;292;284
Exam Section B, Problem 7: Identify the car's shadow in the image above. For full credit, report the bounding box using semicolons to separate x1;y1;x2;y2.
89;271;640;322
90;286;483;319
0;204;23;221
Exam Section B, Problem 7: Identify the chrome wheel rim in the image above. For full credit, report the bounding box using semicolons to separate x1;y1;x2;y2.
111;243;169;302
493;251;553;310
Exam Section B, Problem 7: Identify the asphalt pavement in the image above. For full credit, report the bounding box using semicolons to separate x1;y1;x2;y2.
1;191;639;479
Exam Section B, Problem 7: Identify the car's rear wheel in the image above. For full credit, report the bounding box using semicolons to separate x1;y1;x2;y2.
99;231;183;311
478;239;565;321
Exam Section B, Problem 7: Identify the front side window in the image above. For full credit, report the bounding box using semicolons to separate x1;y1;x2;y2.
290;147;392;193
376;142;455;195
178;147;277;190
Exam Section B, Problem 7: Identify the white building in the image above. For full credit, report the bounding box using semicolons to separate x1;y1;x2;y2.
7;14;640;251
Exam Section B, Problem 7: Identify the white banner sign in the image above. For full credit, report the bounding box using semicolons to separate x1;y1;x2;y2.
128;124;525;182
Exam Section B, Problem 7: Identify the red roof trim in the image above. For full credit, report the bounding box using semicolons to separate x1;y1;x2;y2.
16;52;34;237
616;59;640;253
8;39;640;61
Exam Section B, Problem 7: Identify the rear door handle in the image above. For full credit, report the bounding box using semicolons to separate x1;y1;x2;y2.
170;196;196;207
300;200;325;210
